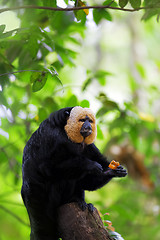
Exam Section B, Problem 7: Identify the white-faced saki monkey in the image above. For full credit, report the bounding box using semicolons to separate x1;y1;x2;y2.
21;106;127;240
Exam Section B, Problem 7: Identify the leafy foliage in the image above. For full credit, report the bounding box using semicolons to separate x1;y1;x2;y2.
119;0;129;8
142;0;160;21
0;0;160;239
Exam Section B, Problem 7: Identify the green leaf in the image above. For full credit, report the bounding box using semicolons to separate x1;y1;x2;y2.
97;124;104;139
30;72;48;92
119;0;129;8
55;45;77;66
136;63;146;78
128;75;138;92
47;67;63;87
96;94;119;117
74;10;87;23
30;72;41;84
142;9;160;21
103;0;118;7
129;0;141;9
144;0;160;8
18;71;32;83
52;74;63;87
80;99;90;108
28;35;39;59
82;78;93;91
93;9;112;25
42;0;57;7
6;41;22;63
43;97;58;112
0;92;9;108
42;0;57;18
0;151;7;163
96;107;109;117
142;0;160;20
95;70;112;86
95;70;112;78
66;95;78;107
52;60;64;71
0;24;6;34
93;9;101;24
98;78;106;86
0;29;15;39
18;48;33;68
38;107;48;122
103;10;112;21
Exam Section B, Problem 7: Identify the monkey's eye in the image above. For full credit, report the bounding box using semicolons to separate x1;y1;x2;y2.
89;119;93;123
65;111;70;117
79;118;93;123
79;119;85;122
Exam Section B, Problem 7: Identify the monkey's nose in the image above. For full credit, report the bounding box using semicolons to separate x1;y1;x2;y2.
80;123;92;138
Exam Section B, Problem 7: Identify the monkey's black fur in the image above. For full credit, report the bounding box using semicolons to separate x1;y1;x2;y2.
21;107;127;240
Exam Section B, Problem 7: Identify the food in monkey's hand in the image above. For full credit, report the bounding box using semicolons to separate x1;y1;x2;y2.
109;160;120;170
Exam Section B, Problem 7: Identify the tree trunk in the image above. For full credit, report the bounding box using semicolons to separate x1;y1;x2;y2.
57;202;113;240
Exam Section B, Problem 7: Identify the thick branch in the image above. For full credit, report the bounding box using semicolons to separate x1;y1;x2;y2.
0;4;157;14
57;202;113;240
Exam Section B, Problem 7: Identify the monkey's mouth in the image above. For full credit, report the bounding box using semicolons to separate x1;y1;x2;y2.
80;129;92;138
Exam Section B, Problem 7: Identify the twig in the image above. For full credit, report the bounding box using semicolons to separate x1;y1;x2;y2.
0;204;30;227
0;4;157;14
0;69;43;77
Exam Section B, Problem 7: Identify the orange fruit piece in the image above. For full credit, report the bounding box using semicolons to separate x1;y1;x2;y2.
108;160;120;170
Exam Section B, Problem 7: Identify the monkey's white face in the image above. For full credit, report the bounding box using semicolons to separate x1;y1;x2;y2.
64;106;97;144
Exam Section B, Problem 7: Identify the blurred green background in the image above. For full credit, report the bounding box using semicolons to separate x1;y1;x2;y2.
0;0;160;239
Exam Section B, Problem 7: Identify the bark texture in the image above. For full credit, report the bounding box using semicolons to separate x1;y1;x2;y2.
58;202;113;240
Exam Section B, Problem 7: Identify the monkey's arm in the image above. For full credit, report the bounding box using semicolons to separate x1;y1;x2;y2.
79;165;127;191
84;144;110;171
50;157;103;180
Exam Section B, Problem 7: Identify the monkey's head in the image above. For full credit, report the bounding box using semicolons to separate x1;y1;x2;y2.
64;106;97;145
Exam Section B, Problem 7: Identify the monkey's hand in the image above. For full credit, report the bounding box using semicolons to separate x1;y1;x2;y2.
88;161;103;174
104;165;127;178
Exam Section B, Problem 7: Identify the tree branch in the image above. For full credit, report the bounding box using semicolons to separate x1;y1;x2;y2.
57;202;113;240
0;4;157;14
